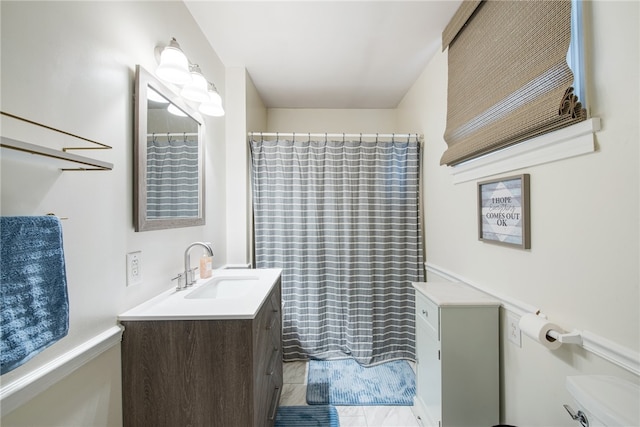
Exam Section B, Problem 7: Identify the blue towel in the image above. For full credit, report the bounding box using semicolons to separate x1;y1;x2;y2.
1;216;69;374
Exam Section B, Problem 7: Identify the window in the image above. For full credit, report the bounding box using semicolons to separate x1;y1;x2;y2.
440;0;587;167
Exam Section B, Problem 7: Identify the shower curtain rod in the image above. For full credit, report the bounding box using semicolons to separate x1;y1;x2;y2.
147;132;198;137
248;132;422;141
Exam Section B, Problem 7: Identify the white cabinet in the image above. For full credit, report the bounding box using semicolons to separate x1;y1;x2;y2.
412;282;500;427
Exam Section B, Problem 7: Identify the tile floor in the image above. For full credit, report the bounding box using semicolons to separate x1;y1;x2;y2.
280;361;420;427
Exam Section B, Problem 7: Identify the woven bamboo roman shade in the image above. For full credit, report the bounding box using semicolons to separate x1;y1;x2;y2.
440;0;586;166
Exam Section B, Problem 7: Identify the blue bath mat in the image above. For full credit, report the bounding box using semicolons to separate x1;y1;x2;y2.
306;359;415;406
275;405;339;427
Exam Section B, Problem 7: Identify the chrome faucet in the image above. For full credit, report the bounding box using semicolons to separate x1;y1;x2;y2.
182;241;214;289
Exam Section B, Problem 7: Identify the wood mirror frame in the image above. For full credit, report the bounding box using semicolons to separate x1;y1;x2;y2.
134;65;205;232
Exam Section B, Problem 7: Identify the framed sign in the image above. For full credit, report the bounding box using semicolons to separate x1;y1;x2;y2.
478;174;530;249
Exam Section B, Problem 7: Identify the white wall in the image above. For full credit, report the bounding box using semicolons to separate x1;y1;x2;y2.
245;74;268;265
225;67;250;265
225;69;267;266
267;108;397;134
396;1;639;426
247;73;268;133
1;1;227;425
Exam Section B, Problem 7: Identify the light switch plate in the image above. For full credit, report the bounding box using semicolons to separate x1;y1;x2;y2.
507;313;521;347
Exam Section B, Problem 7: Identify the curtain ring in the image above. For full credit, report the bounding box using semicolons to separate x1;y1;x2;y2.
293;132;295;142
359;133;362;144
308;132;311;143
342;133;345;143
376;133;379;143
325;132;328;143
167;132;172;143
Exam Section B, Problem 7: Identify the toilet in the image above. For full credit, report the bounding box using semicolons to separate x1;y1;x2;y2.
565;375;640;427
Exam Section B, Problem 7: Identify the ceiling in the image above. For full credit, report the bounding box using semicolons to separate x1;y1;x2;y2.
184;1;461;109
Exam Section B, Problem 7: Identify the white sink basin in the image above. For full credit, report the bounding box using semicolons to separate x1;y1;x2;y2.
185;276;259;299
118;268;282;320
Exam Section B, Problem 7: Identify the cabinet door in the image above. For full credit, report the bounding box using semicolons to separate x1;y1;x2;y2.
416;316;441;426
253;283;283;427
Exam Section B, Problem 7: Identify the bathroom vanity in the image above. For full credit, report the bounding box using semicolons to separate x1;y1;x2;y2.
119;269;282;427
412;281;500;427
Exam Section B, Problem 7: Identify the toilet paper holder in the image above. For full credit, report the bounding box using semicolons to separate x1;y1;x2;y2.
546;329;583;345
533;311;583;346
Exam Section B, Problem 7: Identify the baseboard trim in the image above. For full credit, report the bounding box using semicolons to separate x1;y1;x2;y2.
0;325;124;416
425;262;640;376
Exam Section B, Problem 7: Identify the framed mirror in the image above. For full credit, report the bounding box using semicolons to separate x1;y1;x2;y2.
134;65;205;231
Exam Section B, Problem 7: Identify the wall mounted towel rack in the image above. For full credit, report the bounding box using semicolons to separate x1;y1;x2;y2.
46;213;69;220
0;111;113;171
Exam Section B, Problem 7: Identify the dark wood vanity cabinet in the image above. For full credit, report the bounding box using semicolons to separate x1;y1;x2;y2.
121;281;282;427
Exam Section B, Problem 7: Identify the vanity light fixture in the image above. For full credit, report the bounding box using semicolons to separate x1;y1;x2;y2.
199;83;225;117
155;37;224;118
180;64;210;103
155;38;191;85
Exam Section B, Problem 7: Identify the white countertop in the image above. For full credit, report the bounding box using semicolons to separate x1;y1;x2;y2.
118;268;282;321
413;281;500;306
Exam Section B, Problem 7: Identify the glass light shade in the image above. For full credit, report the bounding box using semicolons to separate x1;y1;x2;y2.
199;101;225;117
156;39;191;85
180;66;209;103
199;89;225;116
167;103;188;117
208;90;222;107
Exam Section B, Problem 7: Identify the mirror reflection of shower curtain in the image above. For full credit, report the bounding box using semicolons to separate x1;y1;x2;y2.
250;136;424;365
146;133;199;218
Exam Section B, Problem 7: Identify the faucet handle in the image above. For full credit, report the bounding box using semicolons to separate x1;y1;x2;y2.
172;273;186;291
186;267;199;286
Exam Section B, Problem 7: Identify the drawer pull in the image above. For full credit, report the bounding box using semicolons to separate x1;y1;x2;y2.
268;386;281;421
266;347;279;376
422;309;428;317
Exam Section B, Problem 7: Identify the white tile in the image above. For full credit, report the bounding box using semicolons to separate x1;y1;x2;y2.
337;406;365;417
279;384;308;406
283;361;308;384
363;406;420;427
339;415;369;427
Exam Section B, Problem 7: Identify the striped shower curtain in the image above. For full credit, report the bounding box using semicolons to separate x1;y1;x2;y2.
250;135;424;365
146;134;199;218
